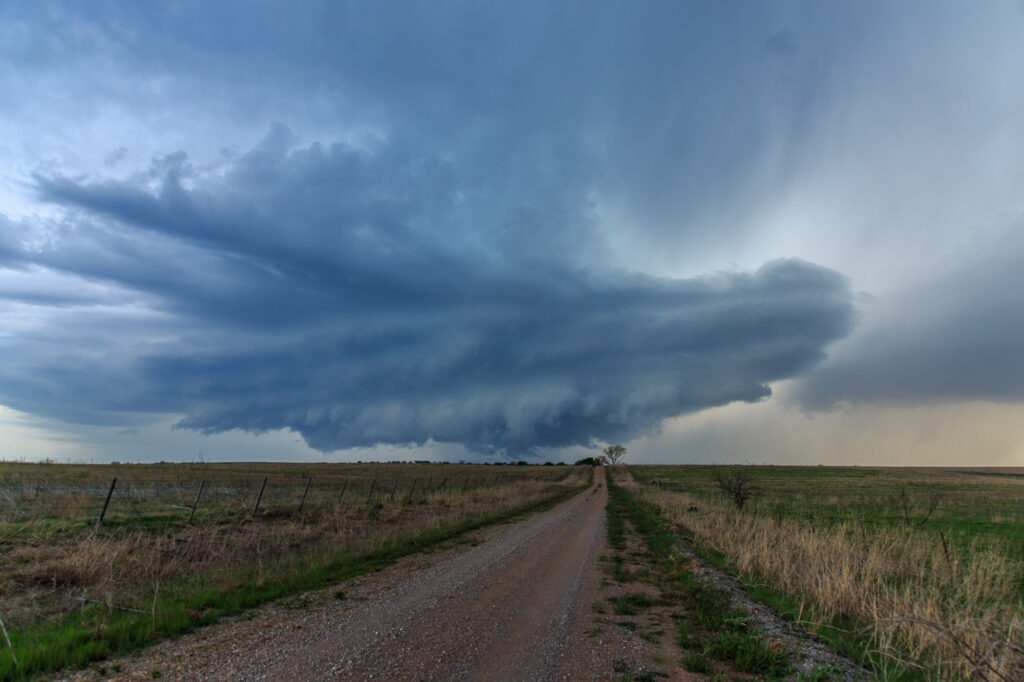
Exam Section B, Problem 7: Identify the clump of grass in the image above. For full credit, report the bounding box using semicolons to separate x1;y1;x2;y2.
707;630;790;676
610;593;653;616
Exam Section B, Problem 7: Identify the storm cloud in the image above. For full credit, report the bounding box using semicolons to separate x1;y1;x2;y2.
4;2;1024;462
0;130;853;453
795;226;1024;409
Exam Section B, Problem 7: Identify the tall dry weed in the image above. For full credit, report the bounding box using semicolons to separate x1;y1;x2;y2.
639;485;1024;680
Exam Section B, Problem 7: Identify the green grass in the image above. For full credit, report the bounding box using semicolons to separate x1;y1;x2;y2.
0;483;585;681
706;630;790;677
632;464;1024;555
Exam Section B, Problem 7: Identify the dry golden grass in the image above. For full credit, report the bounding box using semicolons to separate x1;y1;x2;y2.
0;466;589;633
0;461;575;523
617;468;1024;680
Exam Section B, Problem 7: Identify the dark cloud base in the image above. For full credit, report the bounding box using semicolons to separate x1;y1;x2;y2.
153;257;853;454
1;130;853;455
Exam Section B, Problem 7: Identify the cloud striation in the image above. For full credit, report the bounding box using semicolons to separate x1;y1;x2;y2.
0;130;853;454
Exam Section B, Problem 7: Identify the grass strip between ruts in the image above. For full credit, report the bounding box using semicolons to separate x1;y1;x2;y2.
1;484;587;681
605;472;790;680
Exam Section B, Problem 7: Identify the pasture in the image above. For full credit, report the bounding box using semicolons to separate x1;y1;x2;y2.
633;464;1024;552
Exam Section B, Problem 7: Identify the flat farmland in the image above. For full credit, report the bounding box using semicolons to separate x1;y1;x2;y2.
634;464;1024;552
0;461;589;680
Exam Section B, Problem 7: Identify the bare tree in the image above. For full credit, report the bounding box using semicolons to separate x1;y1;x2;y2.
714;468;759;512
603;444;626;466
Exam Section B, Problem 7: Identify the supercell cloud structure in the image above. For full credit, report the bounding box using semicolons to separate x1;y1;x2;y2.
3;2;1024;460
2;131;852;453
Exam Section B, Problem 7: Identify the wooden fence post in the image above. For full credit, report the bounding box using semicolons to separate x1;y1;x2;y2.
436;478;448;493
366;479;376;502
252;476;268;517
298;477;312;513
405;478;418;503
95;478;117;528
389;480;399;500
188;480;206;523
339;478;349;501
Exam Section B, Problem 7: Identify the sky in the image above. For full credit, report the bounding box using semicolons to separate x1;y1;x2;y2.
2;1;1024;465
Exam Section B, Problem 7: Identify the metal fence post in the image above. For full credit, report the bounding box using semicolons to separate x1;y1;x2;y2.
252;476;268;517
95;478;117;529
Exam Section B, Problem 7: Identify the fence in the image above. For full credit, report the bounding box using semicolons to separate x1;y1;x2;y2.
0;465;579;527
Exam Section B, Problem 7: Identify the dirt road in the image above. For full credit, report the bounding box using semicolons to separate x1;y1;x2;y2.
93;468;660;681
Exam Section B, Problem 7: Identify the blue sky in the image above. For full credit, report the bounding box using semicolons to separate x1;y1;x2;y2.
2;2;1024;464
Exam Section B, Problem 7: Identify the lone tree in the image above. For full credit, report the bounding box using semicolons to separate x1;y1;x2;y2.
603;444;627;466
714;468;758;512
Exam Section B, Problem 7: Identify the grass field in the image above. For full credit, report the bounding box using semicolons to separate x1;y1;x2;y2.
0;461;588;680
625;464;1024;680
632;464;1024;553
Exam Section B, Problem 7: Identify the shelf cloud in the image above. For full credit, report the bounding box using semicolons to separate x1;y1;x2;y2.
1;131;853;453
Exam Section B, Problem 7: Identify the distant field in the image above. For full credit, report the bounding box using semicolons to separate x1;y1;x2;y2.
0;461;588;680
632;464;1024;553
0;460;572;527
